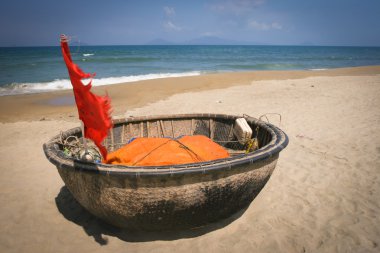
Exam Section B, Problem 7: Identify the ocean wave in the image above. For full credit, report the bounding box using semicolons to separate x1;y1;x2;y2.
80;56;158;63
217;63;305;70
310;68;328;71
0;72;201;96
83;53;94;57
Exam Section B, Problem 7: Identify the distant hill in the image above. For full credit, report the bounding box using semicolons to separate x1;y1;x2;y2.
70;41;90;46
146;36;254;45
298;41;316;46
184;36;245;45
146;38;175;45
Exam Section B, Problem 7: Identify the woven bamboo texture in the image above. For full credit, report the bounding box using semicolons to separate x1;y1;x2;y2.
43;113;288;230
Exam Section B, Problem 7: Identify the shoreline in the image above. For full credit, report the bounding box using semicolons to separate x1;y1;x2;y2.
0;65;379;123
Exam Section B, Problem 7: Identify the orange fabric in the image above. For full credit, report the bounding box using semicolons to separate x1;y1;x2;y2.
105;135;230;166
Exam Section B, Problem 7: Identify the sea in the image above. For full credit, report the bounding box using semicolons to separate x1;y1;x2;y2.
1;45;380;96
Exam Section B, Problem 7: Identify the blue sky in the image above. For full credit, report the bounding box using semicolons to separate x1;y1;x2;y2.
1;0;379;46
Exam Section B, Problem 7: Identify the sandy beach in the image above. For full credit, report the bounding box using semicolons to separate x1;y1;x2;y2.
0;66;380;252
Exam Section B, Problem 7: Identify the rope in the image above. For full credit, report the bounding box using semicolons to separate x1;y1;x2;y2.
258;113;282;127
57;132;84;158
131;138;205;166
57;132;101;162
131;139;172;166
173;139;205;162
60;34;81;54
243;113;282;154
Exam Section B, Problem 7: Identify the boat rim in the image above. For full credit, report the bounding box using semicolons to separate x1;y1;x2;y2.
43;113;289;177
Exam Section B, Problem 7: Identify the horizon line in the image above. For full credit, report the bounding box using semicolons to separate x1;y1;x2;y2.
1;44;380;48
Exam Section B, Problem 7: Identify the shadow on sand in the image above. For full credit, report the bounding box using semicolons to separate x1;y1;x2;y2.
55;186;248;245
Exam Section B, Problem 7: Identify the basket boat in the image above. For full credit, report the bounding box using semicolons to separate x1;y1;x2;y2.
43;113;288;230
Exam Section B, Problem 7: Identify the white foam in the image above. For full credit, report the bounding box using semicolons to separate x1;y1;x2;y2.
0;71;202;96
83;53;94;57
310;68;328;71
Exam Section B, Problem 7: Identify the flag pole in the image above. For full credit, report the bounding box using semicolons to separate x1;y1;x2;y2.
81;121;88;154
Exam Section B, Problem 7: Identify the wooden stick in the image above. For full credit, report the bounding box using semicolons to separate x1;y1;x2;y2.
210;119;214;140
159;120;166;137
228;123;234;140
121;124;125;144
127;123;131;142
171;120;174;138
110;128;114;151
81;121;88;154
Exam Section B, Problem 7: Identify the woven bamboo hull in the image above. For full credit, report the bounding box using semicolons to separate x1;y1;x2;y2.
44;114;288;230
57;155;278;230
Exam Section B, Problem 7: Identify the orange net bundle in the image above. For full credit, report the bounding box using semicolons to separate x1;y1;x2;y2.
105;135;230;166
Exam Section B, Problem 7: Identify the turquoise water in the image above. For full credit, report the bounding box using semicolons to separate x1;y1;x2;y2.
1;45;380;95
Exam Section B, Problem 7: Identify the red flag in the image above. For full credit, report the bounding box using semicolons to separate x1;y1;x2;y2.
60;35;112;159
